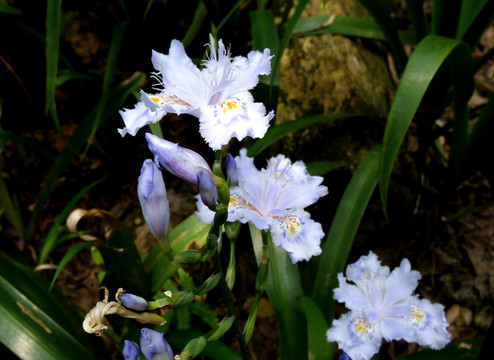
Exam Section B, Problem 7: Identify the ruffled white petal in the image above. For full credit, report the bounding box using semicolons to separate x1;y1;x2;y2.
195;195;215;224
346;251;390;284
199;91;273;150
333;274;371;311
151;43;204;107
118;102;166;137
405;298;450;350
327;313;382;360
269;210;323;263
382;258;421;308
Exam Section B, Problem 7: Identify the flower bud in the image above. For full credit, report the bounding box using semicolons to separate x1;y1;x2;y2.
197;170;218;210
180;336;206;359
146;133;212;185
138;159;170;241
120;293;148;311
226;153;238;185
123;340;141;360
140;328;174;360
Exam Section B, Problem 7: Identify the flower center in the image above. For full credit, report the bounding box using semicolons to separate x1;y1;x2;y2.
220;100;238;114
409;305;426;327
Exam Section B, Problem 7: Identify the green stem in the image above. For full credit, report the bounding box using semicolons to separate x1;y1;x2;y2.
212;250;250;360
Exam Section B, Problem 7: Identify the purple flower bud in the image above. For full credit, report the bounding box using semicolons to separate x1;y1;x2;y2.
123;340;141;360
140;328;174;360
197;170;218;210
120;293;148;311
226;153;238;185
145;133;212;185
138;159;170;241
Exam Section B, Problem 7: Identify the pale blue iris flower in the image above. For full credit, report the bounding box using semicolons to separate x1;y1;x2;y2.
146;133;213;186
119;35;274;150
140;328;174;360
196;149;328;263
123;340;140;360
326;252;450;360
138;159;170;242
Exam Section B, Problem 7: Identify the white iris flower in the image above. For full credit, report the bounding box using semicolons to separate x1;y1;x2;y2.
119;35;274;150
326;252;450;360
196;149;328;263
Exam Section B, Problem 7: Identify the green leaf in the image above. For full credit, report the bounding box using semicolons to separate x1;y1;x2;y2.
84;20;127;156
25;72;145;241
294;15;415;44
247;113;356;157
45;0;65;143
143;214;210;293
312;146;380;320
379;35;471;216
167;329;242;360
250;10;280;85
39;176;107;264
49;242;92;290
250;226;307;360
299;296;332;360
404;0;429;41
181;0;207;48
432;0;462;37
0;276;98;360
356;0;408;72
269;0;310;101
0;251;103;359
305;161;349;176
399;337;483;359
457;0;494;48
0;1;21;15
99;228;149;295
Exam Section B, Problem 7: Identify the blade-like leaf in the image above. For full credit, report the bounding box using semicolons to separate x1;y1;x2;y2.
379;35;471;216
39;176;107;264
250;226;307;360
247;113;356;157
26;72;145;241
431;0;461;37
404;0;429;41
49;242;93;290
299;296;332;360
294;15;415;44
356;0;408;71
312;146;380;320
399;337;482;359
0;1;21;15
181;1;207;48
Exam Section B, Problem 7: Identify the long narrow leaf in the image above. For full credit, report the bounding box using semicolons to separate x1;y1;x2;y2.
269;0;310;102
84;20;127;155
379;35;470;216
0;1;21;15
458;0;494;48
39;176;107;264
431;0;461;37
181;0;207;48
0;276;98;360
356;0;408;72
247;113;356;157
49;242;92;290
294;15;416;44
45;0;64;141
25;73;145;241
299;296;332;360
404;0;429;41
250;226;307;360
312;146;380;320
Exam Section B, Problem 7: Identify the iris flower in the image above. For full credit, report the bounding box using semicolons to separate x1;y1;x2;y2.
196;149;328;263
119;35;274;150
326;252;450;360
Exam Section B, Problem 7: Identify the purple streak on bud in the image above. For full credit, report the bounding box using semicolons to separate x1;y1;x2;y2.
120;293;148;311
339;354;350;360
140;328;174;360
123;340;141;360
226;153;238;185
145;133;212;185
138;159;170;240
197;170;218;210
